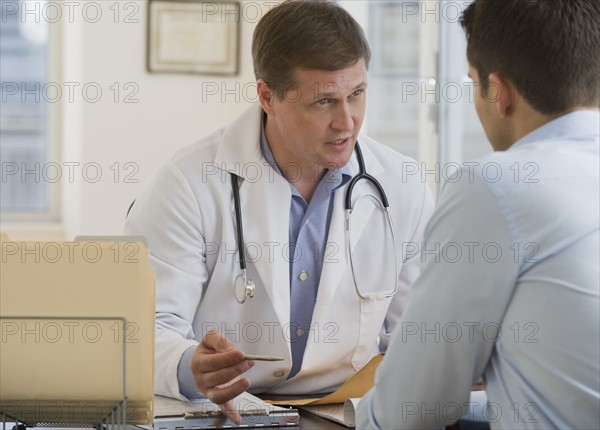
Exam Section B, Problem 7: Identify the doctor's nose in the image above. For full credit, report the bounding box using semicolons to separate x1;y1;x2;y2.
330;102;354;132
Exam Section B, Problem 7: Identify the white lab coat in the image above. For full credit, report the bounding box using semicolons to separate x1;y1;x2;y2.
125;103;434;400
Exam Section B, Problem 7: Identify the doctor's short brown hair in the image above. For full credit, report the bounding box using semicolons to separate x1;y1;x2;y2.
460;0;600;115
252;0;370;100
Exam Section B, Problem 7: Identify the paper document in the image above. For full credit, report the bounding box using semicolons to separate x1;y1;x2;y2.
301;398;361;428
303;391;489;428
266;353;383;406
260;354;383;428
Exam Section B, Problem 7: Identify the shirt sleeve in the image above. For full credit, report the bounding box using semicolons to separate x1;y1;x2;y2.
356;172;520;429
177;345;204;399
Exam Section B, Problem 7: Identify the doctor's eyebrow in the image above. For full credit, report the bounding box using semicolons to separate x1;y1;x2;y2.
314;82;368;99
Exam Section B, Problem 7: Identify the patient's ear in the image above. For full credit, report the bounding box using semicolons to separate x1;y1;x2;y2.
488;73;516;118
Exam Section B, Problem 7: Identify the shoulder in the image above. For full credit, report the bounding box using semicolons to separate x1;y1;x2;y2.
169;129;224;174
168;103;263;177
440;150;525;202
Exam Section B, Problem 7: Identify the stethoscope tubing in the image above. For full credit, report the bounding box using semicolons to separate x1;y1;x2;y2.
231;172;247;271
231;140;399;302
345;142;389;210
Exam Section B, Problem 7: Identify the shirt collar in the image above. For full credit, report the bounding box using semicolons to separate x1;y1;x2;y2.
511;110;600;150
259;111;352;194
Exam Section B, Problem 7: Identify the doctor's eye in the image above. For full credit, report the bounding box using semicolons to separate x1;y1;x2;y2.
351;89;364;98
316;98;333;106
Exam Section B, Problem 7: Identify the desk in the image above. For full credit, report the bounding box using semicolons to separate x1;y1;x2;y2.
296;409;346;429
7;413;341;430
9;411;489;430
257;394;345;429
297;410;490;430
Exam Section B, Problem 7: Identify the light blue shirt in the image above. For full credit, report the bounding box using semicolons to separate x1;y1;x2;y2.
177;114;351;396
356;111;600;429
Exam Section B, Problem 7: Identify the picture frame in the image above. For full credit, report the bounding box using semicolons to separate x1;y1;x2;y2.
147;0;240;75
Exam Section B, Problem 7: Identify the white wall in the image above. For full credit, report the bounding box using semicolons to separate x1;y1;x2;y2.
55;1;276;239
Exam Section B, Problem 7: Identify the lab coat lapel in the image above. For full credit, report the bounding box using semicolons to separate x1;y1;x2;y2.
313;142;385;318
238;175;291;326
215;104;292;327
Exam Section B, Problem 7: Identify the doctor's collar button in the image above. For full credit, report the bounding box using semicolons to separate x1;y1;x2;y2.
272;370;286;378
296;327;304;337
299;271;308;281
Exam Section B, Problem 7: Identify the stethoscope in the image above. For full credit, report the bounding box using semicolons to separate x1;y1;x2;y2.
231;141;400;304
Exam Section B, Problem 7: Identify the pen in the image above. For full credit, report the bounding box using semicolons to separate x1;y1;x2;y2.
245;354;285;361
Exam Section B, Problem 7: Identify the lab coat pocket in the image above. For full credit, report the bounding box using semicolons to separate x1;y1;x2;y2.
350;298;389;371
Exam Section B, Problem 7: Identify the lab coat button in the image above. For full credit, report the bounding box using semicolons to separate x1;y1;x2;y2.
273;370;285;378
299;271;308;281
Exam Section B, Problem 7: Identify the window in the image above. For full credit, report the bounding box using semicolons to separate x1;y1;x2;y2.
341;1;490;195
1;0;58;220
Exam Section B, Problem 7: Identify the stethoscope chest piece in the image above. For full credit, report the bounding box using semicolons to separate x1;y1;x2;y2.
234;271;255;304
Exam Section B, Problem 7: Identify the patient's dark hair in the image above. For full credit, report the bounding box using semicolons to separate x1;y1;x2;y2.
252;0;370;100
460;0;600;114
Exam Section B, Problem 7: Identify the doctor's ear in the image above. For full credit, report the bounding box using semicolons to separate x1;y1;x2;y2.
257;79;276;115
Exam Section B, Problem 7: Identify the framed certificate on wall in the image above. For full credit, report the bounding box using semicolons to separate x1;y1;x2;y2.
147;0;240;75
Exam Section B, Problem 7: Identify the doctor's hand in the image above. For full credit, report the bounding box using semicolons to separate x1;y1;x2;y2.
190;330;255;424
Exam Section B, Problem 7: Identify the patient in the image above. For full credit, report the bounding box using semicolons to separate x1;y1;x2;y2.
356;0;600;428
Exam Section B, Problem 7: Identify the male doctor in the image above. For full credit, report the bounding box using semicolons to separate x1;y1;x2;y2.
125;0;433;422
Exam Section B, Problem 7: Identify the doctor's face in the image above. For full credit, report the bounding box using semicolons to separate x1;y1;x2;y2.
261;59;367;177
